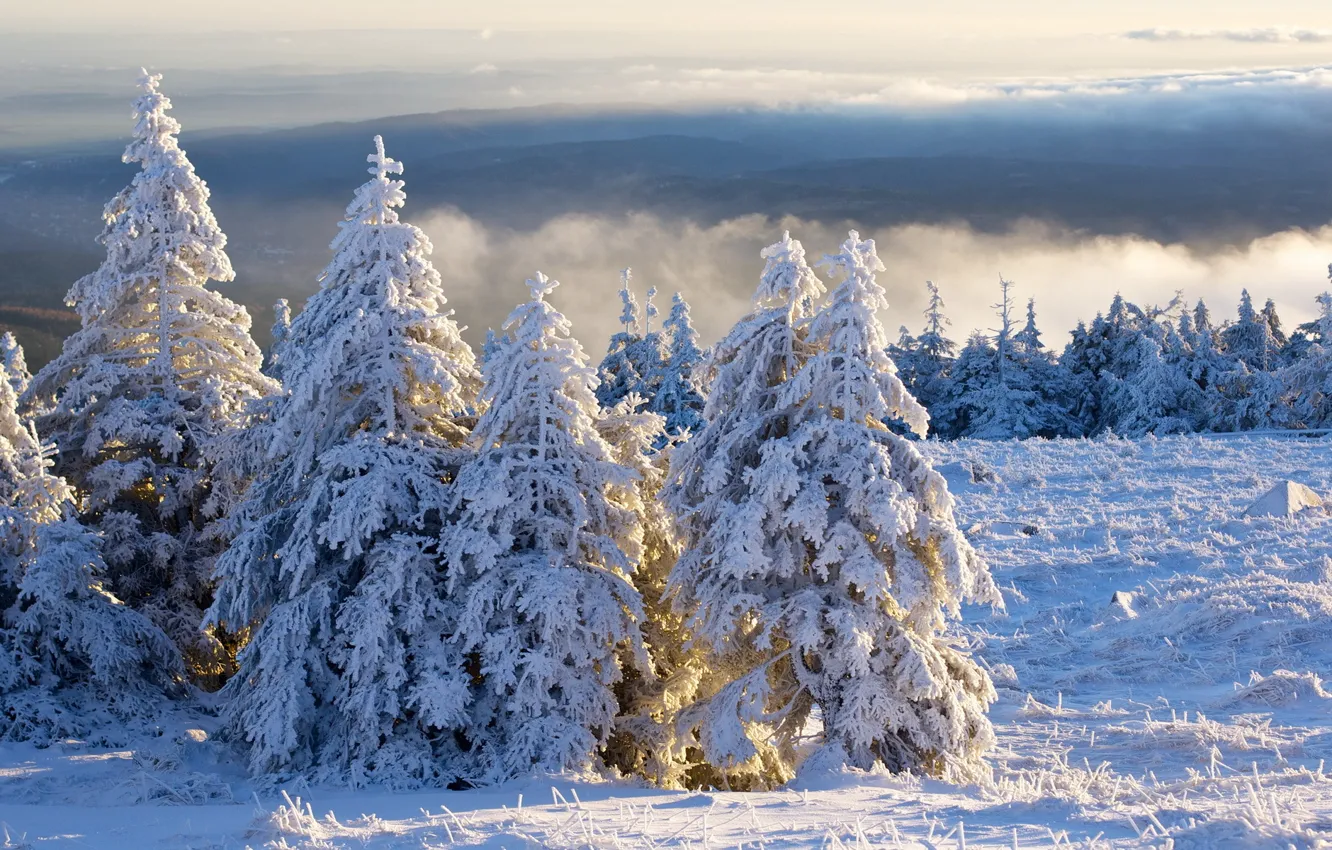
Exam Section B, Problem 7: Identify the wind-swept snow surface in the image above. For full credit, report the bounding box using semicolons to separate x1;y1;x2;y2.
3;434;1332;847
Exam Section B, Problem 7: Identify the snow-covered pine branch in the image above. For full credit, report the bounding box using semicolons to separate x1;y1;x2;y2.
649;292;708;440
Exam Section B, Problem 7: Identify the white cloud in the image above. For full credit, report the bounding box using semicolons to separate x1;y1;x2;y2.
839;64;1332;108
1125;27;1332;44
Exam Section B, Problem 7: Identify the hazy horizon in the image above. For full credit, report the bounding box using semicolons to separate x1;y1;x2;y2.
3;4;1332;363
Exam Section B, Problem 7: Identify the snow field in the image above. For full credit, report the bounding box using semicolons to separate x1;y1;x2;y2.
1;433;1330;846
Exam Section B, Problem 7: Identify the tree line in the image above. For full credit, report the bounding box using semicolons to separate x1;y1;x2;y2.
890;274;1332;440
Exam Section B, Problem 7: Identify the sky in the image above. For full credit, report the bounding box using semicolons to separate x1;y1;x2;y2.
11;0;1332;36
8;1;1332;75
4;1;1332;350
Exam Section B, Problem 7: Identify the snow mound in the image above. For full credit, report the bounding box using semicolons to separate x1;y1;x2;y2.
1245;481;1325;518
1165;815;1328;850
1104;590;1139;621
1216;670;1332;710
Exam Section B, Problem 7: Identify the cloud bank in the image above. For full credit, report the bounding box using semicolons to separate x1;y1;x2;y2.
1125;27;1332;44
418;210;1332;355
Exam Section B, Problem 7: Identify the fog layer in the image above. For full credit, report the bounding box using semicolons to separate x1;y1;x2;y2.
418;210;1332;351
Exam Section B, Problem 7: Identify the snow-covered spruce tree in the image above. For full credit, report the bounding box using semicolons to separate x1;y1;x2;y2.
941;283;1072;440
597;268;646;410
0;355;182;743
1059;319;1106;435
206;137;481;784
667;231;1000;784
1013;297;1042;352
0;359;72;612
896;282;959;436
649;292;707;439
22;71;275;682
1221;289;1280;372
623;287;668;411
1193;298;1215;344
1099;334;1201;436
1060;294;1189;436
1183;321;1242;431
1;333;29;397
1283;291;1332;428
266;297;292;377
661;230;824;788
931;332;990;440
443;272;648;783
1262;298;1288;352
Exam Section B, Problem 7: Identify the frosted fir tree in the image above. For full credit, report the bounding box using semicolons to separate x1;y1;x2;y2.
667;231;1000;783
626;286;668;404
1100;335;1201;436
917;282;956;364
22;71;276;680
1287;271;1332;360
442;273;648;783
659;231;825;788
207;137;482;784
894;281;957;431
597;268;646;409
1284;291;1332;428
649;292;707;439
1013;297;1043;352
943;283;1072;440
1193;299;1214;339
266;298;292;376
1221;289;1280;372
0;333;29;397
0;355;181;743
2;520;184;743
931;332;993;440
0;358;72;607
1183;323;1243;431
1262;298;1288;350
1059;294;1180;436
1058;320;1100;436
888;325;916;369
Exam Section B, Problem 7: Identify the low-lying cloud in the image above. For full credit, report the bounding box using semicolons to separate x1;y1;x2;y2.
420;209;1332;354
1126;27;1332;44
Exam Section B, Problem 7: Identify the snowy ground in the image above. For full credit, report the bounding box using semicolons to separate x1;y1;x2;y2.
3;434;1332;848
